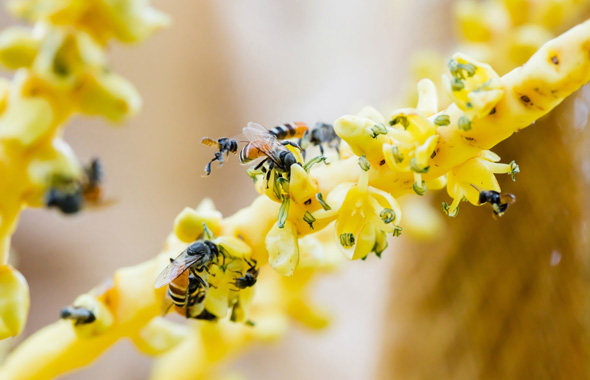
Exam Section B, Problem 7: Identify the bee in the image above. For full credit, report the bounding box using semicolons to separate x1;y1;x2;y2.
161;270;208;318
45;158;111;214
60;306;96;325
472;185;516;217
239;122;302;176
300;122;341;156
45;185;83;214
231;259;259;290
201;137;239;176
155;240;220;290
267;122;309;141
156;240;219;318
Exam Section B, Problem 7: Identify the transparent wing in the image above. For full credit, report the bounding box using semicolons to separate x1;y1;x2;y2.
242;122;286;166
155;249;200;288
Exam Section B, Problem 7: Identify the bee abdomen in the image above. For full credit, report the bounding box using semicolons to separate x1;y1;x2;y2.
269;122;308;140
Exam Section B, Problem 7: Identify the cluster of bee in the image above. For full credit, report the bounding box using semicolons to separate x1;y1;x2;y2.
59;239;260;325
201;121;341;177
45;158;106;214
155;240;259;321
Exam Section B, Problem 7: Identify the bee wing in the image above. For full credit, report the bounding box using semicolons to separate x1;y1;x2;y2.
155;250;200;288
242;122;286;166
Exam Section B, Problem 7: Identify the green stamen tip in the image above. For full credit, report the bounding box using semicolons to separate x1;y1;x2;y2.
434;114;450;126
358;155;371;171
442;202;459;217
410;157;429;174
380;208;395;224
458;115;472;131
278;197;290;228
391;146;404;163
413;181;427;195
316;193;331;211
303;211;316;229
389;115;410;129
339;232;355;247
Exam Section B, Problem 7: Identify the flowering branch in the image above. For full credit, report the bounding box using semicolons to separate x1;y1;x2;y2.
0;17;588;379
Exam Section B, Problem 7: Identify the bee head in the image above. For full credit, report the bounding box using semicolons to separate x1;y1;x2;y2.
283;152;298;170
187;241;207;256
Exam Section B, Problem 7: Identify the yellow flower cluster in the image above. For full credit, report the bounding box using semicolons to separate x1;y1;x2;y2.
0;0;168;339
0;1;589;379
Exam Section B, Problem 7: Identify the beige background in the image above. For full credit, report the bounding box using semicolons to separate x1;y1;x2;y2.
2;0;453;378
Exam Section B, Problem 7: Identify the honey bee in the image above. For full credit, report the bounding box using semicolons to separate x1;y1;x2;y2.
267;122;309;140
60;306;96;325
161;270;208;318
472;185;516;217
155;240;220;290
155;240;220;317
239;122;302;175
300;122;341;156
231;259;259;290
201;137;239;176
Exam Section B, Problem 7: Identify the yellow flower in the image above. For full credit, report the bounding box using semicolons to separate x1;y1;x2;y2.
444;53;504;120
329;170;402;260
444;150;518;216
9;0;170;45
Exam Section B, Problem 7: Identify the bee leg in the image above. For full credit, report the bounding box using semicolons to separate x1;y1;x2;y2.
265;161;275;188
204;161;213;176
216;152;224;166
254;158;268;172
319;143;325;156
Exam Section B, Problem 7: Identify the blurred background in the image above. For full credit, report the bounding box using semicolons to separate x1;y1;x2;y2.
2;0;589;379
1;0;454;379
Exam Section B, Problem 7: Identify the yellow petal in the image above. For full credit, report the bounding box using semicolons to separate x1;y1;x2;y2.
131;317;188;356
265;221;299;276
173;204;222;243
0;96;54;147
0;27;39;69
0;265;29;339
289;164;318;204
76;72;141;122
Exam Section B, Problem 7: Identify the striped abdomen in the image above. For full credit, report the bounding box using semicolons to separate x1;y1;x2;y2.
167;271;200;315
268;122;308;140
239;141;272;163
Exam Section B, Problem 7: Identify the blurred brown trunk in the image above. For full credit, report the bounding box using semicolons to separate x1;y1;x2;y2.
379;87;590;379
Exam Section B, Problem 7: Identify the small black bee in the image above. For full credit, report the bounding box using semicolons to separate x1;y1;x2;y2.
300;122;341;156
60;306;96;325
45;186;83;214
201;137;239;175
231;259;259;290
476;188;516;217
45;158;108;214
